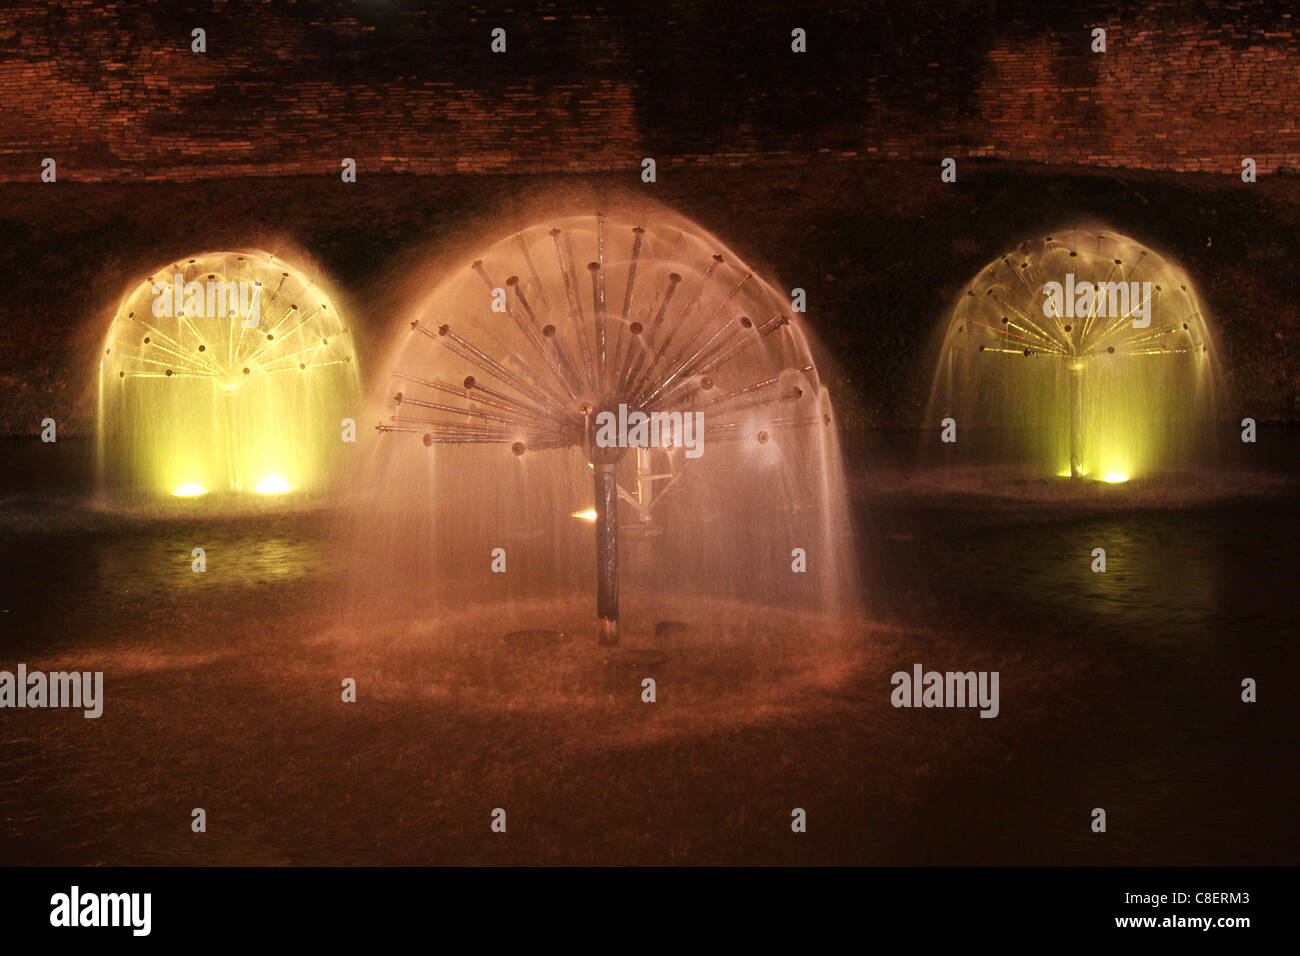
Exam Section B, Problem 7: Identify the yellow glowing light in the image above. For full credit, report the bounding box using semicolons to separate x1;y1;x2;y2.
935;229;1216;482
173;482;207;497
571;508;598;521
99;250;360;499
255;476;292;494
1103;472;1129;483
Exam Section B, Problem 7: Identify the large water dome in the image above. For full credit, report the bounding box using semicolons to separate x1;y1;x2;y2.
358;209;860;644
929;228;1217;481
98;250;360;501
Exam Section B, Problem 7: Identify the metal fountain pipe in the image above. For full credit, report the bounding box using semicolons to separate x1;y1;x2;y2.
585;407;626;646
593;461;620;646
1068;360;1085;478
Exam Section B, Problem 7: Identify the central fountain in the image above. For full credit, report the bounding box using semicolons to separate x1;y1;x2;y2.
362;208;859;646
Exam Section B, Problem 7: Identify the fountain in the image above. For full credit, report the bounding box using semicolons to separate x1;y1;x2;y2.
361;209;859;646
98;251;360;501
928;228;1217;481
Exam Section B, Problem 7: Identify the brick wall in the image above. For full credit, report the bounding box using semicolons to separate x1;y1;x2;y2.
0;1;1296;181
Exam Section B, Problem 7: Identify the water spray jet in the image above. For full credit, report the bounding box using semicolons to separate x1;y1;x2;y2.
98;251;359;501
372;210;858;645
929;228;1217;480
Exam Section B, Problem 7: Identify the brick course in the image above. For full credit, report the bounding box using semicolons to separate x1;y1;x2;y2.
0;1;1296;181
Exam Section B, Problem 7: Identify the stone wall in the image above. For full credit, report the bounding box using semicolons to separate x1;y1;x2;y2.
0;1;1296;181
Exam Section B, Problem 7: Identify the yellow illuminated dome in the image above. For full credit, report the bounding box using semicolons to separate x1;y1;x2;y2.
98;251;360;499
930;228;1217;480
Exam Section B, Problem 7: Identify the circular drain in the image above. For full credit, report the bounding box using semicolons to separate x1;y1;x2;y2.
502;629;570;649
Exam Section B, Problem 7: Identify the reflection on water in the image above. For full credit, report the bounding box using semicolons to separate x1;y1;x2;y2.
860;468;1299;864
0;497;338;651
0;436;1295;864
86;531;320;592
867;490;1297;650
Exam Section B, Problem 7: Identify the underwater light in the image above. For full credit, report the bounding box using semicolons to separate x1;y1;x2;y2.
254;476;291;494
1103;472;1129;483
570;509;598;522
173;482;206;497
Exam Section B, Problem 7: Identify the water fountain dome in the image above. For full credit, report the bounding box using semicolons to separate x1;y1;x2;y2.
929;228;1217;481
366;209;859;645
98;250;359;500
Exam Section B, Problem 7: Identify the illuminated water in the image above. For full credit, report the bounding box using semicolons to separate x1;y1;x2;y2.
97;251;360;503
928;228;1218;480
351;208;860;639
3;219;1291;865
0;433;1295;864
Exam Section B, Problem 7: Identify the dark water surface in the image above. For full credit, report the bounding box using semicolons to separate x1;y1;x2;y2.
0;434;1296;865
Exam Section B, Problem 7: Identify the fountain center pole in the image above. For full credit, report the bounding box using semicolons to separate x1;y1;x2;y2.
1068;361;1084;478
585;406;626;646
223;385;240;492
593;461;620;645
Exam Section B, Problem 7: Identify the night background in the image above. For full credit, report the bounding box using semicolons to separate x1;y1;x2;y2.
0;0;1296;873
